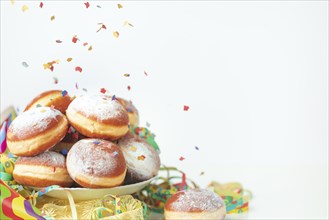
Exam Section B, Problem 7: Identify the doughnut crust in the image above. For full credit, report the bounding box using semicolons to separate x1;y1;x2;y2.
13;151;73;187
66;139;127;188
117;98;139;127
6;107;68;156
118;132;160;184
66;94;129;140
24;90;73;114
164;189;226;220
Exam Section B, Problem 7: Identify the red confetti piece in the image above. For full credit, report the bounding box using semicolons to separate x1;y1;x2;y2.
75;66;82;72
144;71;148;76
183;105;189;111
100;88;106;94
53;77;58;84
72;35;78;43
96;23;107;33
72;132;78;139
83;42;88;46
127;85;131;91
39;2;43;8
55;40;62;43
179;156;185;161
84;2;90;8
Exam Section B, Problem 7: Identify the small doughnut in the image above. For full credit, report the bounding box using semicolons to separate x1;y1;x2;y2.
117;98;139;127
66;139;127;188
66;94;129;140
6;107;68;156
118;132;160;184
164;189;226;219
13;151;73;187
24;90;73;114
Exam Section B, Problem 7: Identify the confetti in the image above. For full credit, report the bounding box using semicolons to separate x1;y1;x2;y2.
123;73;130;77
96;5;101;8
183;105;189;111
55;40;62;43
67;57;73;62
96;23;107;33
22;5;28;12
83;88;88;92
93;140;100;145
75;83;79;89
36;104;42;108
127;85;131;91
111;151;119;157
100;88;107;94
88;46;92;51
137;155;146;161
72;132;78;139
179;156;185;161
53;77;58;84
144;71;148;76
10;0;15;6
200;171;205;176
117;4;123;9
50;16;55;21
84;2;90;8
112;95;116;101
60;149;68;156
130;146;137;152
113;31;120;38
195;146;199;150
75;66;82;72
146;122;151;127
39;2;43;8
123;20;134;27
62;90;68;97
43;59;60;71
83;42;88;46
72;35;78;43
22;62;29;68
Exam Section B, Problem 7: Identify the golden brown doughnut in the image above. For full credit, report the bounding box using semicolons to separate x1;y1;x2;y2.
117;98;139;127
118;132;160;184
164;189;226;219
66;94;129;140
13;151;73;187
24;90;73;114
6;107;68;156
66;139;127;188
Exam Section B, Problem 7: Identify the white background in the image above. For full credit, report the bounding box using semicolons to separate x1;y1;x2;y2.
1;1;328;219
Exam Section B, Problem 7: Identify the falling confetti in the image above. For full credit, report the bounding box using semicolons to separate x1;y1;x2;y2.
113;31;120;38
55;40;62;43
144;71;148;76
93;140;100;145
117;4;123;9
75;66;82;72
50;16;55;21
123;20;134;27
112;95;116;101
75;83;79;89
96;23;107;33
39;2;43;8
96;5;101;8
130;146;137;152
84;2;90;8
88;46;93;51
43;59;60;72
60;149;68;156
72;132;78;139
137;155;146;161
83;88;88;92
123;73;130;77
100;88;106;94
195;146;199;150
127;85;131;91
83;42;88;46
179;156;185;161
53;77;58;84
72;35;78;43
22;61;29;68
67;57;73;62
200;171;205;176
183;105;190;111
146;122;151;128
62;90;68;97
22;5;28;12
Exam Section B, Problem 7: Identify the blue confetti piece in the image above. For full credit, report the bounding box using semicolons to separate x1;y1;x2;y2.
62;90;68;97
93;140;101;145
112;95;116;101
60;148;68;156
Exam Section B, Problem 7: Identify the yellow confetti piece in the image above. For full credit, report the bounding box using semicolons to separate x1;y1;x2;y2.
88;46;92;51
40;109;46;113
113;31;119;38
55;59;60;64
130;146;137;152
124;73;130;77
117;4;123;9
22;5;28;12
67;58;73;62
50;16;55;21
137;155;145;161
43;63;51;69
10;0;15;6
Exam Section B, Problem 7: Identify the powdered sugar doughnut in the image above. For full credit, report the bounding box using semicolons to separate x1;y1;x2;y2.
13;151;73;187
66;94;129;140
118;132;160;184
117;98;139;127
66;139;127;188
24;90;73;114
6;107;68;156
164;189;226;219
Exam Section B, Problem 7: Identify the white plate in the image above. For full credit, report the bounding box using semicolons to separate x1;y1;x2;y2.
31;177;156;201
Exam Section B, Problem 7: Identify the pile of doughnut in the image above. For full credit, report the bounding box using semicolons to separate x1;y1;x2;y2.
7;90;160;188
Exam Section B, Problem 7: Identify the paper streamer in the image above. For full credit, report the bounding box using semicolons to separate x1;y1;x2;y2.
1;106;17;153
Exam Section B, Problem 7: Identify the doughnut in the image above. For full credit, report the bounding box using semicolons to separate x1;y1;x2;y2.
6;107;68;156
13;151;73;187
51;127;85;155
118;132;160;184
66;94;129;140
24;90;73;114
164;189;226;219
66;139;127;188
117;98;139;127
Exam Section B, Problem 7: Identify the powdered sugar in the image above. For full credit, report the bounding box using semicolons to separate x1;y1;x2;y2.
8;107;62;138
67;139;125;178
16;151;66;167
67;94;126;121
118;133;160;180
169;189;224;212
